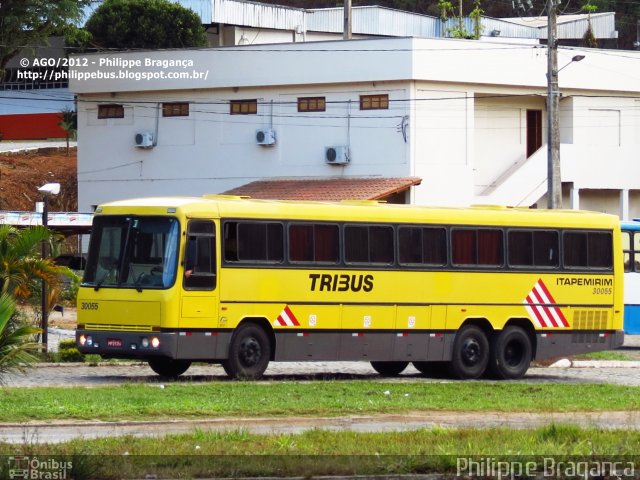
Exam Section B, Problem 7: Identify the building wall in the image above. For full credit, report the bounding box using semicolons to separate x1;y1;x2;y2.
473;95;547;195
0;113;67;140
563;95;640;191
412;85;474;206
71;38;640;215
77;83;411;211
579;189;623;216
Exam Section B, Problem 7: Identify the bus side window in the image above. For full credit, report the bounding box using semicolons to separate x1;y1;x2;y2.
633;232;640;272
622;231;631;272
184;220;216;290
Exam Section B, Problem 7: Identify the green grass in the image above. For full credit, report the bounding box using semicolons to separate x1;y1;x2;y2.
573;350;637;361
2;426;639;478
1;382;640;422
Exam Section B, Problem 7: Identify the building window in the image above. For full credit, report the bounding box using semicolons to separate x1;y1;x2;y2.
98;104;124;119
298;97;326;112
163;102;189;117
360;94;389;110
230;99;258;115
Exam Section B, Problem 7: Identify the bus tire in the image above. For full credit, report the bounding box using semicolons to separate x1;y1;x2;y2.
413;361;451;378
488;326;532;380
449;325;489;379
148;358;191;378
370;361;409;376
223;323;271;380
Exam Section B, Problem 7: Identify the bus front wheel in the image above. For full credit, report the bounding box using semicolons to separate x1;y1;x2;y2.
222;323;271;380
370;361;409;376
450;325;489;379
487;326;532;380
148;358;191;378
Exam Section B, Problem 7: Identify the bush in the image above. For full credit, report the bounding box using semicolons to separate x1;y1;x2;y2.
56;339;84;362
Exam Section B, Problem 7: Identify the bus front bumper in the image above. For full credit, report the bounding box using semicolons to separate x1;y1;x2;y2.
76;330;177;359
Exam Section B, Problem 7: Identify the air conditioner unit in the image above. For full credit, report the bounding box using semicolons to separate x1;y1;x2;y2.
134;132;154;148
256;128;276;146
325;146;350;165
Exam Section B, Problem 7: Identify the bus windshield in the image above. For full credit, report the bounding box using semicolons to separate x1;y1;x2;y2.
83;216;180;290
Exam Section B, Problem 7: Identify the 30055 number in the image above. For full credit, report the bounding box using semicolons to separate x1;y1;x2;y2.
81;302;99;310
593;287;612;295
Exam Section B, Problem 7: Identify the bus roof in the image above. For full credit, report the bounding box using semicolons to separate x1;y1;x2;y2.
96;195;620;229
621;220;640;231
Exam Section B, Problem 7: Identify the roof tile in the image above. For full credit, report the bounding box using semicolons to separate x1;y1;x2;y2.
222;177;422;201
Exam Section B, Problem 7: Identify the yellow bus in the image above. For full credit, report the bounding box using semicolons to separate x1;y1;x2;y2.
76;195;624;380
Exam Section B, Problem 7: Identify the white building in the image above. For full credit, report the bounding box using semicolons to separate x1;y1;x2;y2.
5;0;617;140
70;37;640;216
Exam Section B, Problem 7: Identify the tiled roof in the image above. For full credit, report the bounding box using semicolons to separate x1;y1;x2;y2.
222;177;422;201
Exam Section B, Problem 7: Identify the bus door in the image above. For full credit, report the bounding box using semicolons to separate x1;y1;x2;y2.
179;219;219;358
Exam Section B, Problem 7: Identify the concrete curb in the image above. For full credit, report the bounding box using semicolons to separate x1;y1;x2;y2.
549;359;640;368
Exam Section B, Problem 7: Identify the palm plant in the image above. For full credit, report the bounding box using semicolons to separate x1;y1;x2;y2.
0;225;77;380
0;294;41;381
0;225;71;298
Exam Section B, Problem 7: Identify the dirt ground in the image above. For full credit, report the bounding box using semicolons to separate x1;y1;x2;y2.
0;147;77;211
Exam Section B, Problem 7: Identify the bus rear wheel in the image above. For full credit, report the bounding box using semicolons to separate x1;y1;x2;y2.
450;325;489;379
370;361;409;376
222;323;271;380
488;326;532;379
148;358;191;378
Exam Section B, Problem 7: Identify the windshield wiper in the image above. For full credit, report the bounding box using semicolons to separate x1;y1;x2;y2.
133;273;145;293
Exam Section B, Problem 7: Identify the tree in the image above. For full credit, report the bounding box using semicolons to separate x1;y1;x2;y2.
0;0;90;76
85;0;208;50
0;294;41;382
58;107;77;157
581;2;599;48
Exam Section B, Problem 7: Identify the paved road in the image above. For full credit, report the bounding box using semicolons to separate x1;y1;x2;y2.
5;358;640;387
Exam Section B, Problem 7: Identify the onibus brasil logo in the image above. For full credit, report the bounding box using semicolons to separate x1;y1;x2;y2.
8;456;72;479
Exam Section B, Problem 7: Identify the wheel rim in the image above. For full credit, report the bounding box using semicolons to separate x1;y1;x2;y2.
239;337;261;367
504;339;524;367
461;338;482;366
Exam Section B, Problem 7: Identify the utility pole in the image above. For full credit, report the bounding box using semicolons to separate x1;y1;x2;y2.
546;0;561;209
343;0;352;40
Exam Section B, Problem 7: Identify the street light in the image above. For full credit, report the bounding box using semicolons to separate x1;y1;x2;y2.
37;182;60;350
558;55;585;73
546;48;585;209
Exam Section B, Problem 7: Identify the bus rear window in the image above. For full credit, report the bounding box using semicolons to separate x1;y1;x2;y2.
563;231;612;269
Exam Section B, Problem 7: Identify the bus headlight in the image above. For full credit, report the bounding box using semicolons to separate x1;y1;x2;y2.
79;334;86;346
151;337;160;348
86;335;93;347
141;338;149;348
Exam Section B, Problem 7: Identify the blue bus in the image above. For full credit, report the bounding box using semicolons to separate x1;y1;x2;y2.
621;220;640;334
